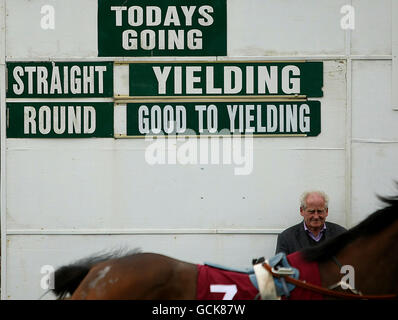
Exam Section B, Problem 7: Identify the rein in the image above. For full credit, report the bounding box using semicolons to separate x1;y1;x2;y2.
262;262;397;300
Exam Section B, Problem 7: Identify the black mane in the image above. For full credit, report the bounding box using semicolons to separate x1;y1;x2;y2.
302;194;398;262
52;248;141;299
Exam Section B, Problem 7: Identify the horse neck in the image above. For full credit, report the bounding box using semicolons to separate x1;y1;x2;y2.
318;219;398;295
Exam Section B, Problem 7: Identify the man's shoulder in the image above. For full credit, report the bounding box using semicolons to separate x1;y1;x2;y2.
279;222;303;237
325;221;347;233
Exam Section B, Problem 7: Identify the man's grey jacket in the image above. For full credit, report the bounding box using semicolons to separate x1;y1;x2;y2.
275;221;347;255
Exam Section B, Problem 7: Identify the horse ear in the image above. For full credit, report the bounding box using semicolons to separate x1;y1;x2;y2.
252;257;265;265
375;181;398;205
376;193;398;206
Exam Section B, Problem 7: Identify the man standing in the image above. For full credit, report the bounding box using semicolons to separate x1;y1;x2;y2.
275;191;347;255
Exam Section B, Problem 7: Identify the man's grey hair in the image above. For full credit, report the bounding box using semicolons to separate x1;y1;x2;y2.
300;191;329;209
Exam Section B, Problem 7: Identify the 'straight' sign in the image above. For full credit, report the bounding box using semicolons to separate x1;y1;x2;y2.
98;0;227;57
7;62;113;98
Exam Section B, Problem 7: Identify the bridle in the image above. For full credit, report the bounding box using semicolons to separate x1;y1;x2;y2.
262;258;397;300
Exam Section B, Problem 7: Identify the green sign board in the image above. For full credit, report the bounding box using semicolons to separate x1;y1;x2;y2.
125;100;320;137
129;62;323;97
7;102;114;138
98;0;227;57
7;62;114;98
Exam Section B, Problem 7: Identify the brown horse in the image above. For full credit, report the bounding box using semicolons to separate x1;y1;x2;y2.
52;195;398;300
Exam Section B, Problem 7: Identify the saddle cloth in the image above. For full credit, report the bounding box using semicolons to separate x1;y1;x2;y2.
196;264;259;300
283;251;323;300
196;251;323;300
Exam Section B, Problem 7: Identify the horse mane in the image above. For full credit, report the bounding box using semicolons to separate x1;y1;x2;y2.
301;194;398;262
53;247;141;299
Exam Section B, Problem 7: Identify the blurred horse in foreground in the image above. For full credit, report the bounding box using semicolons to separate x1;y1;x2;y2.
52;195;398;300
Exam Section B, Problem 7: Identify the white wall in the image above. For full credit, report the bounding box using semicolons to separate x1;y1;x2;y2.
351;60;398;225
1;0;397;299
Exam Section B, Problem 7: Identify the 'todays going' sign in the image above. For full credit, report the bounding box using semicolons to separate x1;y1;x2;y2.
98;0;227;56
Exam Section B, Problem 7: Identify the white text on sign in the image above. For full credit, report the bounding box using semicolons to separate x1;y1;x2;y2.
152;65;300;95
111;5;214;51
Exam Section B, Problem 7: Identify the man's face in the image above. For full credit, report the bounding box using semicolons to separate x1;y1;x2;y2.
300;193;328;230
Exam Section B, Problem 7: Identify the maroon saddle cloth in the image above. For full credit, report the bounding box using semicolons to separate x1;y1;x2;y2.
196;251;323;300
284;251;323;300
196;264;259;300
